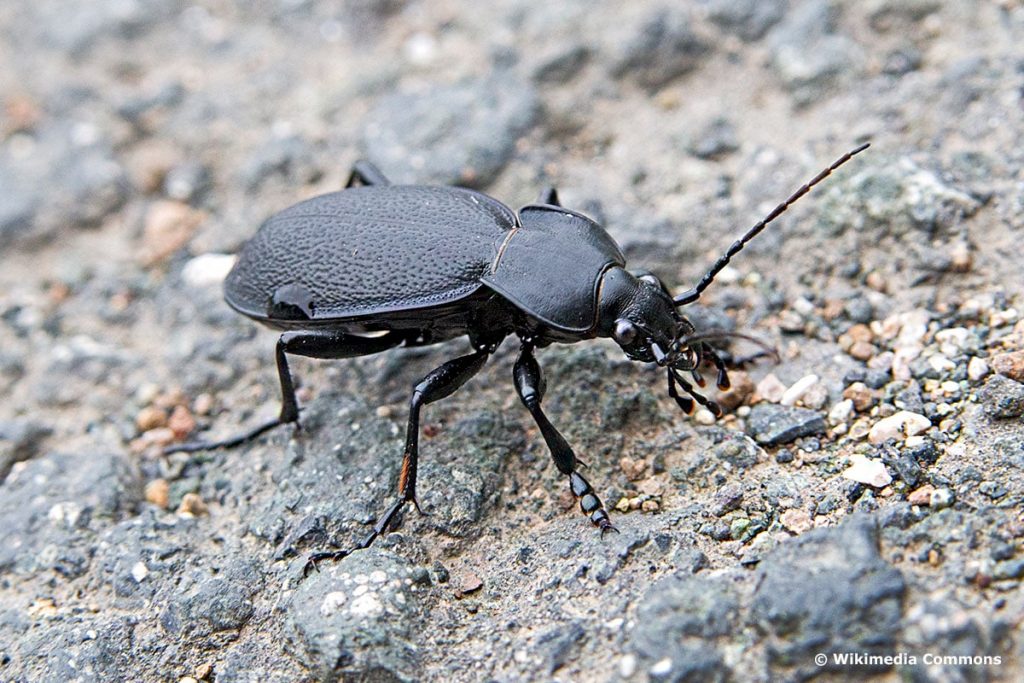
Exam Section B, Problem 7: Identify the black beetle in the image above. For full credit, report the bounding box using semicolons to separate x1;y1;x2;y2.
170;144;868;568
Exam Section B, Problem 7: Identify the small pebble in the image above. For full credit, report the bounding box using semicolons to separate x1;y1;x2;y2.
989;308;1019;327
136;406;167;432
181;253;237;288
967;357;990;382
908;485;935;506
842;453;893;487
619;654;638;677
454;572;483;598
140;200;205;266
177;492;208;516
843;382;876;412
848;341;876;361
695;408;716;425
780;508;812;534
641;499;660;512
168;405;196;440
780;374;819;407
991;351;1024;382
131;561;149;583
755;373;787;403
145;478;170;508
828;399;854;424
930;488;955;509
868;411;931;444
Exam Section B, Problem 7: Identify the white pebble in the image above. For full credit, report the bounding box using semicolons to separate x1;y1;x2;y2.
619;654;638;677
868;411;931;444
695;408;716;425
131;561;149;583
828;399;854;424
181;253;237;288
928;355;956;374
780;374;819;406
650;658;673;676
842;453;893;487
320;591;347;616
967;357;990;381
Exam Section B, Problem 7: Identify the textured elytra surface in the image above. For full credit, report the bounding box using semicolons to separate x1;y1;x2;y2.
225;185;517;321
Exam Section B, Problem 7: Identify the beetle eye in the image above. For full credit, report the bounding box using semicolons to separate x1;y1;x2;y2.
638;274;661;287
613;320;638;345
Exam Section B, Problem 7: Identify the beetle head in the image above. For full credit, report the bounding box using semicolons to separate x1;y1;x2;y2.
598;267;695;367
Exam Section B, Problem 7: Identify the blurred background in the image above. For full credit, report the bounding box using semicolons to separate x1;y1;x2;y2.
1;1;1022;681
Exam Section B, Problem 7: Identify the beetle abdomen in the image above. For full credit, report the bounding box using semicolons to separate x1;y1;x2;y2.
225;185;518;322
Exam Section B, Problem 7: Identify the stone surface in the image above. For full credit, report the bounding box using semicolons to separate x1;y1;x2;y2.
977;375;1024;419
751;515;906;674
745;404;827;445
362;77;539;187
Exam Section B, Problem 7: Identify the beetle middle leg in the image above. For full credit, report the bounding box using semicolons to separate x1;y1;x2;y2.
536;186;561;206
165;330;405;454
305;348;490;572
513;342;616;535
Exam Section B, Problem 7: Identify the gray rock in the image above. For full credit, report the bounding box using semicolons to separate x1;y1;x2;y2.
751;514;905;674
767;0;863;104
0;450;141;576
164;161;212;203
24;0;177;56
532;44;591;84
160;575;258;636
362;77;538;187
977;375;1024;419
690;118;739;160
630;573;737;681
240;133;321;191
0;419;51;483
745;404;826;445
0;123;129;247
608;6;711;91
707;0;787;41
287;550;424;681
817;156;981;238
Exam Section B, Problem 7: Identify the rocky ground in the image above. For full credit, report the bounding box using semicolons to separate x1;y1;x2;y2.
2;0;1023;681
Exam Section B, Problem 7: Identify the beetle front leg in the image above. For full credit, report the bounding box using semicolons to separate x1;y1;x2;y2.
513;343;616;535
165;330;405;454
305;348;490;573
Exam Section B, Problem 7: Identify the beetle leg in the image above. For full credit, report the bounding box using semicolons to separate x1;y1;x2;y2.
536;186;561;206
305;348;490;573
513;343;617;536
165;330;404;454
345;160;391;188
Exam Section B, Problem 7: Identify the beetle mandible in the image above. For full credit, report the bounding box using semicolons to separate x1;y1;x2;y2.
168;143;869;568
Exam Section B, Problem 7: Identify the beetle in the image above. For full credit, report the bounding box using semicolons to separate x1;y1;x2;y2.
169;143;868;568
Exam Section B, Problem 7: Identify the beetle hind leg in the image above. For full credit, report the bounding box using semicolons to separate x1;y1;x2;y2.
513;343;617;536
305;348;491;574
345;160;391;188
165;330;404;455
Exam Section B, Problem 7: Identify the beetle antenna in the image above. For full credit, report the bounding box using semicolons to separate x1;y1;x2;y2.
675;330;780;363
674;142;870;307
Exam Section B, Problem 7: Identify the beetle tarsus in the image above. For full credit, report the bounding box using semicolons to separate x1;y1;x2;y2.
513;343;616;534
163;416;292;455
301;348;491;575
